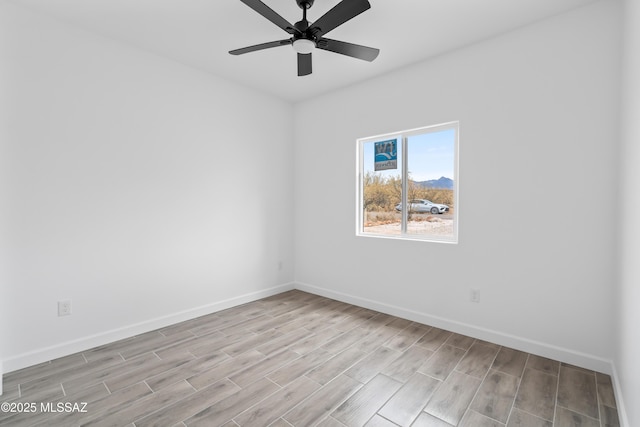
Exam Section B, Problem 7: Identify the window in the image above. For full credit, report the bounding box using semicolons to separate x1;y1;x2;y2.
356;122;459;243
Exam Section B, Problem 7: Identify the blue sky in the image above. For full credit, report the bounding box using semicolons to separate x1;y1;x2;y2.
362;128;455;182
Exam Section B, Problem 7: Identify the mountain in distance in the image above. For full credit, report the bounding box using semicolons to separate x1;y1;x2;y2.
414;176;454;189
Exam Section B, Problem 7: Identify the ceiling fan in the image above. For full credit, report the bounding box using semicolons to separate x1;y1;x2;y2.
229;0;380;76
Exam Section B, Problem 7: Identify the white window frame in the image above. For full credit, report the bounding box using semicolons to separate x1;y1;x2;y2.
356;121;459;243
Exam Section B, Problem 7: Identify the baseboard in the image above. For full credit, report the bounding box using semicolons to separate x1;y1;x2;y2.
610;363;630;427
295;281;614;375
2;282;295;374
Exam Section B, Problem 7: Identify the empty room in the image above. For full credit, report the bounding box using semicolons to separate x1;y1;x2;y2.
1;0;639;426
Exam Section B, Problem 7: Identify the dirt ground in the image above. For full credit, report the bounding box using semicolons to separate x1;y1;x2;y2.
364;217;454;236
364;213;453;236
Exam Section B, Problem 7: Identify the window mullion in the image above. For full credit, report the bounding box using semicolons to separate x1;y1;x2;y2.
401;135;408;234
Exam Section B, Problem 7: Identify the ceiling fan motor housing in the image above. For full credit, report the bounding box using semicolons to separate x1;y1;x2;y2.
293;0;315;45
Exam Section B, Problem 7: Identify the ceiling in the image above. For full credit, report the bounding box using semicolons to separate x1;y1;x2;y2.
8;0;600;102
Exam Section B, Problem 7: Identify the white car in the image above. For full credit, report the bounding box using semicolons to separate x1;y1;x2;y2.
395;199;449;214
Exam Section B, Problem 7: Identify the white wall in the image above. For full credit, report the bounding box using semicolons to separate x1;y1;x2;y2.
616;0;640;424
294;0;621;372
0;2;294;372
0;1;11;394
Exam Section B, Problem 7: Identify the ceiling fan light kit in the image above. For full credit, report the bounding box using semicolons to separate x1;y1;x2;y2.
292;39;315;54
230;0;379;76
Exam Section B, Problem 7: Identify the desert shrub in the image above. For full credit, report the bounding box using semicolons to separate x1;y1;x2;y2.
363;172;402;212
363;172;454;212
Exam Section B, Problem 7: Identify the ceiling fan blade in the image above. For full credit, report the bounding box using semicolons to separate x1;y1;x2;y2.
239;0;298;34
309;0;371;37
316;38;379;61
229;39;292;55
298;53;312;76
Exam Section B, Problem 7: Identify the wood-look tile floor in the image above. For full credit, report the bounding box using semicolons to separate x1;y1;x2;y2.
1;290;620;427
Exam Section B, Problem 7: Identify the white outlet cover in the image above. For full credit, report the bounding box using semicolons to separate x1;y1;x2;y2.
471;289;481;303
58;300;72;316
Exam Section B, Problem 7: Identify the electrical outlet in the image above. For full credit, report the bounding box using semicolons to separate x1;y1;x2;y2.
58;300;72;316
470;289;481;303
